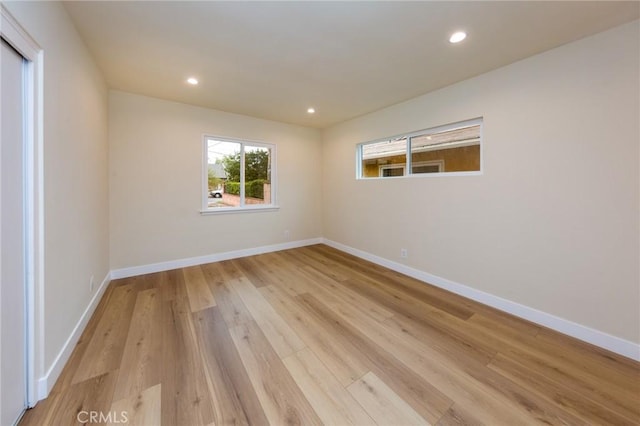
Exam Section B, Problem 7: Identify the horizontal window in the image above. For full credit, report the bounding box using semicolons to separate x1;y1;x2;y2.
357;118;482;179
202;136;276;213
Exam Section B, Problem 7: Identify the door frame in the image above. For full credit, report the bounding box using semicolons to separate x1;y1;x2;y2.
1;4;44;408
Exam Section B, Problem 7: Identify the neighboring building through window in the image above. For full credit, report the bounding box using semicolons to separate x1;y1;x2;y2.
202;136;276;212
380;164;405;177
358;118;482;178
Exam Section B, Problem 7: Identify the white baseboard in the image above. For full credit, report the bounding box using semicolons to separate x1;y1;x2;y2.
322;238;640;362
111;237;324;279
37;271;111;400
34;235;638;404
34;238;323;402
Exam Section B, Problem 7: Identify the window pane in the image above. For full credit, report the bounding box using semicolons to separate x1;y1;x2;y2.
207;139;240;208
381;166;404;177
361;137;407;178
244;145;272;206
412;163;442;174
410;124;480;174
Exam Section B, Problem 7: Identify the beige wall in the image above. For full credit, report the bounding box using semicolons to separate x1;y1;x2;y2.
322;21;640;343
3;3;637;390
109;91;322;269
3;2;110;370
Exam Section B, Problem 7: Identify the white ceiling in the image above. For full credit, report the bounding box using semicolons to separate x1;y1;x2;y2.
63;1;639;128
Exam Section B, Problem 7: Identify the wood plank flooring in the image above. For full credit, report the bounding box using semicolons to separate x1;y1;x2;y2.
20;244;640;425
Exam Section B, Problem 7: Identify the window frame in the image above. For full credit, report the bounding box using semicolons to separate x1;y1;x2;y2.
201;135;278;215
356;117;483;179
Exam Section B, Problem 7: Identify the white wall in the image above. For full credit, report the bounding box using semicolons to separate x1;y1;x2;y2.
109;91;322;270
3;0;110;378
322;21;640;344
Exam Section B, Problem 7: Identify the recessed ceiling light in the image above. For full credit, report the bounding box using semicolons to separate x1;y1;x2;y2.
187;77;199;85
307;107;315;114
449;31;467;44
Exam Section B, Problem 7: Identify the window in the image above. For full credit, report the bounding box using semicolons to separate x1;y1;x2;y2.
202;136;276;213
357;118;482;178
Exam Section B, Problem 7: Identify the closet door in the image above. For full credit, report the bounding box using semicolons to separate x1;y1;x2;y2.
1;37;28;426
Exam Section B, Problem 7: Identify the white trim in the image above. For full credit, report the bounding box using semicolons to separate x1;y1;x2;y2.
200;206;280;215
362;170;483;180
111;238;323;279
321;238;640;361
201;135;210;210
36;272;110;400
37;237;321;399
1;5;40;59
1;5;44;409
30;235;639;402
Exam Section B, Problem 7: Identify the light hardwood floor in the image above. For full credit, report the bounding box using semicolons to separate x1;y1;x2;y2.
20;244;640;425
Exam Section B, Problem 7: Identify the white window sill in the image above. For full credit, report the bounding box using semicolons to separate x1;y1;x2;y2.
356;171;483;180
200;205;280;215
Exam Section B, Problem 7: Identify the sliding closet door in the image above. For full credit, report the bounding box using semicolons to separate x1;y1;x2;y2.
1;37;28;426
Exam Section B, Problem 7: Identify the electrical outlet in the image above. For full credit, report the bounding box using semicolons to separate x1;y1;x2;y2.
284;229;290;240
90;275;95;292
400;248;408;258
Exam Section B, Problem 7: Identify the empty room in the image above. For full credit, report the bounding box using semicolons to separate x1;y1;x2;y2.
1;1;639;425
